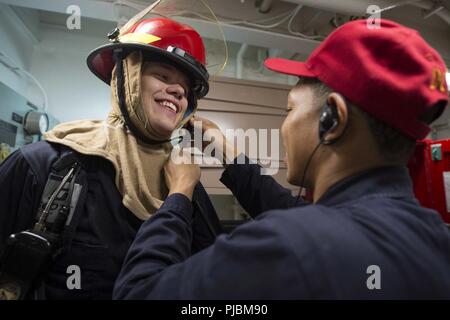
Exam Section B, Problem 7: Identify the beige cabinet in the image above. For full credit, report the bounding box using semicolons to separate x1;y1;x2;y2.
196;76;296;195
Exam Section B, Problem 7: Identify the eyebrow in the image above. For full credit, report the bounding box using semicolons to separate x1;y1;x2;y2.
151;64;190;93
155;63;175;73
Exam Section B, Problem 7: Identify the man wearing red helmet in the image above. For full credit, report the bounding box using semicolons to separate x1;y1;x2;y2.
0;18;221;299
113;19;450;299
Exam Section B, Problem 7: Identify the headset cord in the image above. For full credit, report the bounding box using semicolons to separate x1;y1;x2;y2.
296;110;349;203
296;142;322;202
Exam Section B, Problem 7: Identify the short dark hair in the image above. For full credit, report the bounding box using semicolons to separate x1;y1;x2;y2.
296;77;443;164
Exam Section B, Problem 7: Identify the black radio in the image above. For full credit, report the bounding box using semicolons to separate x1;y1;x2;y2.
0;231;53;300
0;161;79;300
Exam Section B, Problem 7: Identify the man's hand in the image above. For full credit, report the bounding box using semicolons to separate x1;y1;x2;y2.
164;149;200;200
189;115;238;164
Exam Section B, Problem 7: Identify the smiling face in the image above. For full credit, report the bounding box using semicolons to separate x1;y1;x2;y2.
141;61;191;139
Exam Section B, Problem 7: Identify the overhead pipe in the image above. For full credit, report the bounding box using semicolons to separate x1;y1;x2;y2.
283;0;392;16
283;0;450;26
414;1;450;25
236;43;248;79
258;0;273;13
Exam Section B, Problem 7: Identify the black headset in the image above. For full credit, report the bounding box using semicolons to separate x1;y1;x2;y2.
297;98;345;201
318;100;340;145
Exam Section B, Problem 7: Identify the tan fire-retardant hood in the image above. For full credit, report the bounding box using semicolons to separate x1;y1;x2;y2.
44;51;192;220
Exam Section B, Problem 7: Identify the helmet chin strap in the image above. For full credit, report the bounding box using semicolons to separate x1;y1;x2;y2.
113;49;175;146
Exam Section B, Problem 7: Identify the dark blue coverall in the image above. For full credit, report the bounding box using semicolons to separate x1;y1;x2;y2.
113;155;450;299
0;141;222;299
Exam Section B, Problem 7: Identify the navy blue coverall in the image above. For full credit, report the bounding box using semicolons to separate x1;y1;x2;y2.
0;141;222;299
113;155;450;299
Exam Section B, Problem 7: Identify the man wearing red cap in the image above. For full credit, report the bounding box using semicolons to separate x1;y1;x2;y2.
114;19;450;299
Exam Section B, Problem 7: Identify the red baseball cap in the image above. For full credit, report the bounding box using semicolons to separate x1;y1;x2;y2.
265;19;449;139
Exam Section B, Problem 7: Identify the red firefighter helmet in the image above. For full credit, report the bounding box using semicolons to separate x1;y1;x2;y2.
87;17;209;98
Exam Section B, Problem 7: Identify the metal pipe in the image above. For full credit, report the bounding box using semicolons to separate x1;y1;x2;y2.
236;43;248;79
283;0;450;26
414;1;450;24
259;0;273;13
283;0;393;16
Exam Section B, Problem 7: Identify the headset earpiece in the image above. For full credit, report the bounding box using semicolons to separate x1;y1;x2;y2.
318;102;339;144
